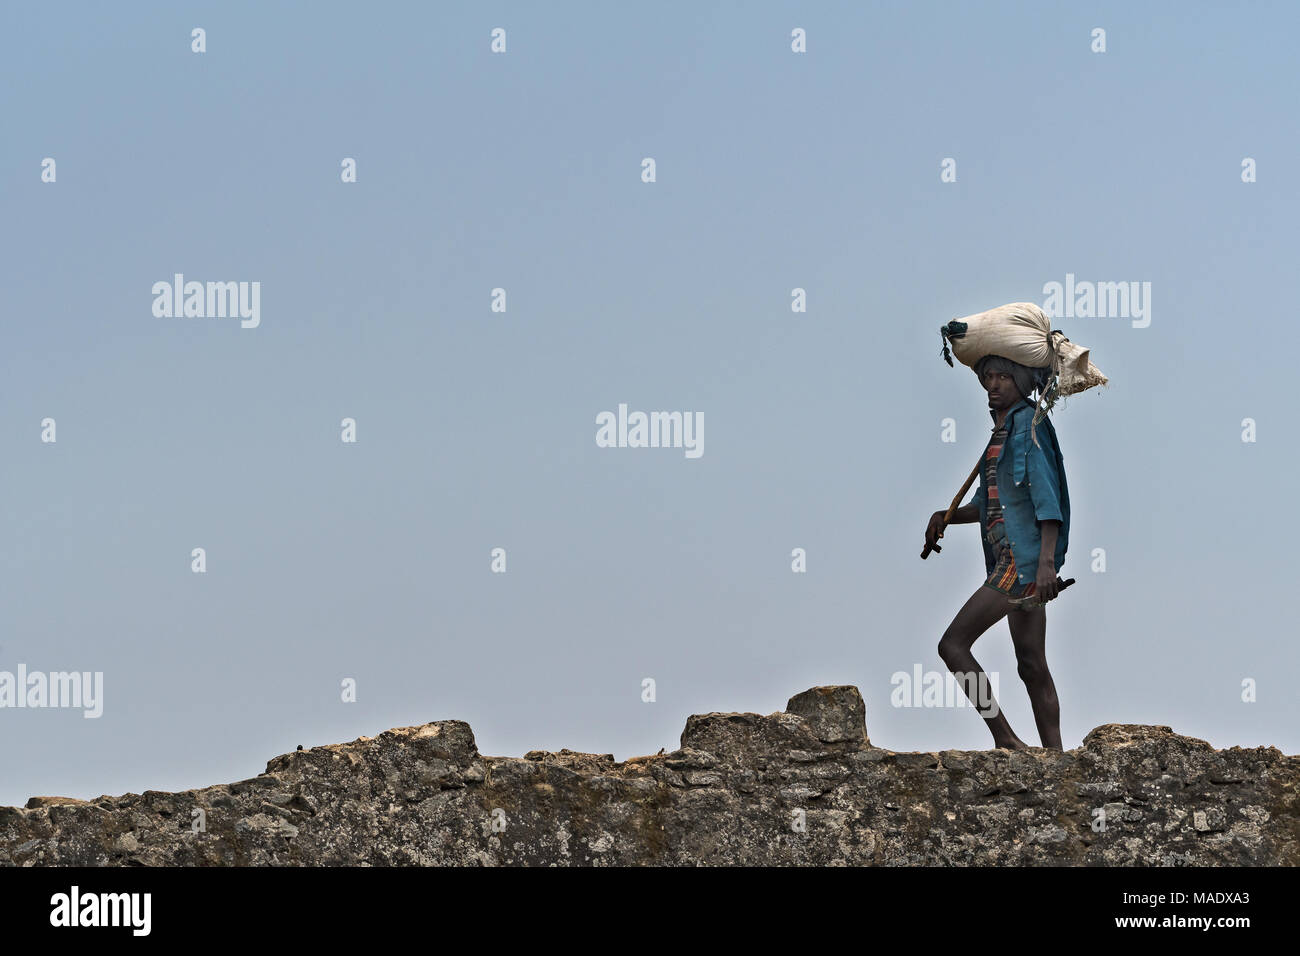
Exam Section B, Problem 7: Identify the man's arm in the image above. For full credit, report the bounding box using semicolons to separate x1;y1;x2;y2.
924;500;979;554
1038;519;1060;565
948;504;979;524
1027;431;1064;578
1033;518;1062;602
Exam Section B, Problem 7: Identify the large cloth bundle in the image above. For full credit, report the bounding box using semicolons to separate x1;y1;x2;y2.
939;302;1108;443
940;301;1107;400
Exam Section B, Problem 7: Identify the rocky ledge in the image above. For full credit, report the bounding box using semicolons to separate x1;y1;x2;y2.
2;686;1295;866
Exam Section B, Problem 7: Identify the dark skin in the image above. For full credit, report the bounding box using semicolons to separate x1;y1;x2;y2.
923;369;1063;750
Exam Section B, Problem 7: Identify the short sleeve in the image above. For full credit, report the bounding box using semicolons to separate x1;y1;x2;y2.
1026;433;1064;524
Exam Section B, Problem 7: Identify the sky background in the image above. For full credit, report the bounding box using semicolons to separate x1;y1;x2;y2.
2;1;1296;808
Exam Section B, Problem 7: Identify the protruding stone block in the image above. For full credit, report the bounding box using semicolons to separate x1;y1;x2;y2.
785;685;869;745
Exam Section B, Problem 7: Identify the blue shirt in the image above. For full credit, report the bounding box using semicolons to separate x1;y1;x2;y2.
965;399;1070;584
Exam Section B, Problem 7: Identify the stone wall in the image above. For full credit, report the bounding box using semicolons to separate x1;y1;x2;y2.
3;685;1295;865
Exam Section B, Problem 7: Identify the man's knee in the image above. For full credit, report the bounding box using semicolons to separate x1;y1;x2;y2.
938;632;964;663
1016;655;1047;685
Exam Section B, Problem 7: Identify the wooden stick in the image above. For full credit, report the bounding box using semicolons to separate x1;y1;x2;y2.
920;455;983;559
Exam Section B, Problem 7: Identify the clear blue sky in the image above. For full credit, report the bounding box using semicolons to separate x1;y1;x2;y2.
2;0;1296;807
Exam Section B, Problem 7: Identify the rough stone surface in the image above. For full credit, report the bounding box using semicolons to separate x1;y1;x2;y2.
1;686;1295;866
786;685;870;745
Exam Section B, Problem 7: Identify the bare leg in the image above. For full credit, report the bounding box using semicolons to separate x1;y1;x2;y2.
1006;604;1062;749
937;587;1031;750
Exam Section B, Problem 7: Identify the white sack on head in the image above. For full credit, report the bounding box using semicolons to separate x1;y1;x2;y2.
939;301;1108;399
938;301;1109;447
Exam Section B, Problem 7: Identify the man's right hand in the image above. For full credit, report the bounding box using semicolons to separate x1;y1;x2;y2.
925;510;948;551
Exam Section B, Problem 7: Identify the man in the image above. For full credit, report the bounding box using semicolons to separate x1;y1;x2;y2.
923;355;1071;750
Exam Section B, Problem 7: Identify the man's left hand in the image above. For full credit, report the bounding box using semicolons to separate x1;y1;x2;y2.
1034;563;1060;602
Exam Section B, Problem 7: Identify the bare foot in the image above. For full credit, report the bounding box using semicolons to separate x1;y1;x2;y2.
993;737;1032;751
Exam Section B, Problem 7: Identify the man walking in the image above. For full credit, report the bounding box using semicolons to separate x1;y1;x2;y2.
924;355;1071;750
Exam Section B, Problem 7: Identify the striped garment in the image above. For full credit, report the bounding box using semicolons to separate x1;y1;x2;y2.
982;416;1037;600
984;418;1008;537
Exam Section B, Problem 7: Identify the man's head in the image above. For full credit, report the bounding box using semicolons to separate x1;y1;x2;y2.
974;354;1050;413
